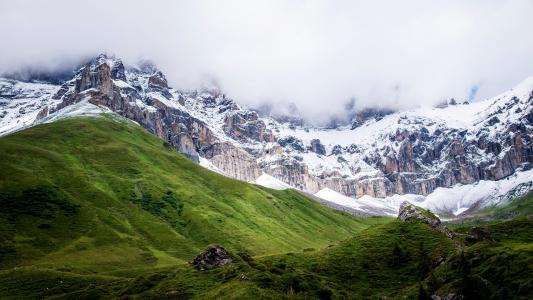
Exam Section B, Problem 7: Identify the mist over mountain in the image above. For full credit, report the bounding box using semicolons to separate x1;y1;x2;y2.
2;0;533;123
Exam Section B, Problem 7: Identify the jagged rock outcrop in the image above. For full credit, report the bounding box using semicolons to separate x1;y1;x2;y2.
350;107;395;129
278;136;305;152
192;246;232;270
309;139;326;155
46;55;218;162
398;201;454;238
262;158;321;193
223;110;275;143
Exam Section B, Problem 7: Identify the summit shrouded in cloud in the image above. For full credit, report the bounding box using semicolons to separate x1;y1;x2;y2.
1;0;533;122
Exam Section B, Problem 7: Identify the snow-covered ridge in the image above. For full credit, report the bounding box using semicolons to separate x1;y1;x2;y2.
267;76;533;180
314;168;533;217
0;79;60;135
36;98;111;124
0;55;531;217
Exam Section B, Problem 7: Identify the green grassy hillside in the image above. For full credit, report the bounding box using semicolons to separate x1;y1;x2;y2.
111;218;530;299
0;116;378;272
1;115;531;299
4;216;529;299
473;192;532;221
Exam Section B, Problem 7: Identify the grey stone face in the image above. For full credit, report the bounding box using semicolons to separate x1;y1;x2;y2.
223;110;275;144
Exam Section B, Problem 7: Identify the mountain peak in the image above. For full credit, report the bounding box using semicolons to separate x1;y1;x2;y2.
1;56;532;218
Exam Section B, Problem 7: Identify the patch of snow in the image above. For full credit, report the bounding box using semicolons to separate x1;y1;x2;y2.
454;206;470;216
199;156;226;176
315;188;365;210
420;168;533;213
38;99;111;124
314;188;403;216
112;79;133;89
251;173;292;190
315;169;533;217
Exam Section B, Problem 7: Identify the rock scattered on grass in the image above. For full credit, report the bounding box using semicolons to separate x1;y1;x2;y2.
192;246;232;270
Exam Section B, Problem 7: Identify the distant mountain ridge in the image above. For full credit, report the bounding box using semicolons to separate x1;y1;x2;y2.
1;54;532;216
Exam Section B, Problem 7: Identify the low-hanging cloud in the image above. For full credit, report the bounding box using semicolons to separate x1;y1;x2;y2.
1;0;533;123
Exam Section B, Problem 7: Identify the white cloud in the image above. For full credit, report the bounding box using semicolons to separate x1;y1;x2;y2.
1;0;532;123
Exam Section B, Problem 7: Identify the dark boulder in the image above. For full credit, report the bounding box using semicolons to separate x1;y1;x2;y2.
467;227;495;244
487;116;500;126
192;246;233;270
309;139;326;155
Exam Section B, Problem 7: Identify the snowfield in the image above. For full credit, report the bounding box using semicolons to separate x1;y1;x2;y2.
312;168;533;217
251;173;293;190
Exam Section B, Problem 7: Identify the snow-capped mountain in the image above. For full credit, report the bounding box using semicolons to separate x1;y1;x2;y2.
1;54;531;216
0;79;60;135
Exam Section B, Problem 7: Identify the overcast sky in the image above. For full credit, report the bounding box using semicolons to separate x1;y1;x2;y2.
1;0;533;121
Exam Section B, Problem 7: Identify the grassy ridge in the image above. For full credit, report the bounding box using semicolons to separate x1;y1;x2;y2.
0;116;377;273
1;116;530;299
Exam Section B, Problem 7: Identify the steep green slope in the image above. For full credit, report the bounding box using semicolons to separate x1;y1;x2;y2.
2;115;530;299
0;115;377;274
477;192;533;221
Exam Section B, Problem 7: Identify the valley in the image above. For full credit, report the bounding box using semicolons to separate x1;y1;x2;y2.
0;116;531;299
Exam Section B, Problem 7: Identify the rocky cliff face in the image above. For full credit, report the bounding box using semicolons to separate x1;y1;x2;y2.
1;54;532;204
204;142;261;181
223;110;274;144
259;156;321;192
368;100;533;197
265;81;533;198
28;55;264;181
44;55;215;163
